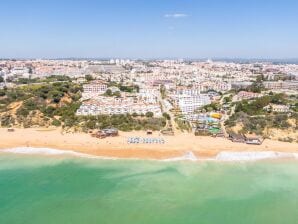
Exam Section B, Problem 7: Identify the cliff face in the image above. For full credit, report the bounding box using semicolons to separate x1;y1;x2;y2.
264;126;297;143
227;118;297;143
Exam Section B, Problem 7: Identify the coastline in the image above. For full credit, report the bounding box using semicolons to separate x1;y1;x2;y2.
0;128;298;161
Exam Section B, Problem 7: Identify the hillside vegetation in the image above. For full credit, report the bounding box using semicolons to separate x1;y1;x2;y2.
225;93;298;142
0;80;166;132
0;82;82;128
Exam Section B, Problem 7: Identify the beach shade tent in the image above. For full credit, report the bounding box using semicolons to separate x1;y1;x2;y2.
127;138;135;143
132;138;138;144
135;138;140;143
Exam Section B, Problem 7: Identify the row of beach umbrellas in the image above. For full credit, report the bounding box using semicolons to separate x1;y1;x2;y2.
127;137;165;144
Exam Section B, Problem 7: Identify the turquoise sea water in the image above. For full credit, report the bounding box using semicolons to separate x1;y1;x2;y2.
1;153;298;224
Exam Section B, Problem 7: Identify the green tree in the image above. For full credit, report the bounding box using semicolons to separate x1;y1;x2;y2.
0;89;5;96
248;76;265;93
145;112;154;118
85;75;94;82
50;90;64;103
160;85;167;99
223;96;232;104
105;89;112;96
162;112;171;120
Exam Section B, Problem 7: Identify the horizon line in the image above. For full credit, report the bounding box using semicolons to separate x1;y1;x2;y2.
1;57;298;61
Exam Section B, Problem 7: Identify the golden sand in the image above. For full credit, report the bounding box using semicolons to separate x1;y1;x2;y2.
0;128;297;159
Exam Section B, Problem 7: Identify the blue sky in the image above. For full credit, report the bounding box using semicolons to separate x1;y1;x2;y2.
0;0;298;59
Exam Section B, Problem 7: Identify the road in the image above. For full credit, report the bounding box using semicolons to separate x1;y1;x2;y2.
160;98;180;135
220;103;236;137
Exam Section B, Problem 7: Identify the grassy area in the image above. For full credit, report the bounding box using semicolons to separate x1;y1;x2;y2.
15;75;72;84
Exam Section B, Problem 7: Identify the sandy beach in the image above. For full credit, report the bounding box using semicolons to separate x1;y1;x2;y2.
0;128;297;160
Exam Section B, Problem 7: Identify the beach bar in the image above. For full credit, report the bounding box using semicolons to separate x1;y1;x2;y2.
228;133;246;143
91;128;119;138
244;135;264;145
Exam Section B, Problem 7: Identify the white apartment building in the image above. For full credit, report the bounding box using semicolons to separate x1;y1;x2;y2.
174;87;201;96
83;80;108;94
196;81;231;92
263;81;298;91
234;91;263;101
177;94;211;114
263;104;290;113
138;87;160;104
11;67;29;76
76;97;162;117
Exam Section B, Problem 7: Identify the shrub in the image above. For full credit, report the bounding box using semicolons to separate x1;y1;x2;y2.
0;89;5;96
52;119;61;127
16;107;29;116
23;99;38;110
145;112;154;118
162;112;171;120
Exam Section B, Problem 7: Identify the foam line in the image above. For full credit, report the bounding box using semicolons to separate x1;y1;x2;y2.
216;151;298;161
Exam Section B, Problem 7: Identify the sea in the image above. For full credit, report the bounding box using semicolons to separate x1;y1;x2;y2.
1;148;298;224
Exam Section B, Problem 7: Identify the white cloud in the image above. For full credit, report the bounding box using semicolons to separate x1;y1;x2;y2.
164;13;188;18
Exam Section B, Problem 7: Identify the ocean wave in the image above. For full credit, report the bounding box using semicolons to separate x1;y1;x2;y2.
1;147;199;162
163;151;198;162
1;147;115;160
2;147;298;162
216;151;298;161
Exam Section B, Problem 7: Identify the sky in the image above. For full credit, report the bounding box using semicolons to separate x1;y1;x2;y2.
0;0;298;59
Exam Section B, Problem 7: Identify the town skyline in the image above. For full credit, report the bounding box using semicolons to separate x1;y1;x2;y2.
1;58;298;63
